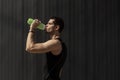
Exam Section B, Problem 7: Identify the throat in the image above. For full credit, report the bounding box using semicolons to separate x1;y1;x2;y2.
50;34;60;39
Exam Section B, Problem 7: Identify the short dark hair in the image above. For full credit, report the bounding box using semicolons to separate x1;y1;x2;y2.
50;16;64;33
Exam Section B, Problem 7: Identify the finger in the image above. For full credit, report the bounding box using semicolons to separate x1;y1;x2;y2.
39;21;41;23
34;19;41;24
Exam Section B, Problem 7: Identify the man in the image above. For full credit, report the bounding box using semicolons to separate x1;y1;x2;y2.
26;16;67;80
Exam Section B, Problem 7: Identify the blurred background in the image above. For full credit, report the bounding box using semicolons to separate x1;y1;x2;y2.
0;0;119;80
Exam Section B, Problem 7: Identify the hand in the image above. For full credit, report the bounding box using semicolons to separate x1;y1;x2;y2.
30;19;41;29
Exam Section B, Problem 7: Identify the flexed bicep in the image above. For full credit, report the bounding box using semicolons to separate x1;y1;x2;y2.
26;40;60;54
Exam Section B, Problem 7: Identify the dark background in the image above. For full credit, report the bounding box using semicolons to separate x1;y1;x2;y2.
0;0;120;80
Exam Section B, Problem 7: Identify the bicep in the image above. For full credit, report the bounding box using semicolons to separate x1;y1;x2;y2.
28;40;59;53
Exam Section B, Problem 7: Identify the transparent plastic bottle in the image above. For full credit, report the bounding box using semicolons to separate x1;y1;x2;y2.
27;18;45;30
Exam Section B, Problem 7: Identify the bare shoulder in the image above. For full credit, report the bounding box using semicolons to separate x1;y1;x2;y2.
43;39;62;55
43;39;61;48
45;39;60;44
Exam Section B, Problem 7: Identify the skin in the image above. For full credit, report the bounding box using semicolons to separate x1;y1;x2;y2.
26;19;62;56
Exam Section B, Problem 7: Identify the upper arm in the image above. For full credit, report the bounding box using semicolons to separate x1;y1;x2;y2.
26;40;60;53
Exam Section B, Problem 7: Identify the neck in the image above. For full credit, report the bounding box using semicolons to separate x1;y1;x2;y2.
50;32;60;39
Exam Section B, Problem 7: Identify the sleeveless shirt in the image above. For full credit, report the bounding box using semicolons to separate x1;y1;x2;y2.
45;38;67;80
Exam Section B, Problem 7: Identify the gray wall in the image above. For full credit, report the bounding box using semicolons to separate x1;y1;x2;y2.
0;0;119;80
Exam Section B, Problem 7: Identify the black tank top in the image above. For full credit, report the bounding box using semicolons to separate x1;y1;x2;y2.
45;38;67;80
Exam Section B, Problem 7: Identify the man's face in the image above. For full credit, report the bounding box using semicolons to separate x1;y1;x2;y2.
45;19;56;33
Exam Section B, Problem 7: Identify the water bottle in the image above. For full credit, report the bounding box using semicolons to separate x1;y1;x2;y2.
27;18;45;30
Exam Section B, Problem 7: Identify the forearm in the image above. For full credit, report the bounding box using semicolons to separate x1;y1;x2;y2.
26;19;42;52
26;27;35;50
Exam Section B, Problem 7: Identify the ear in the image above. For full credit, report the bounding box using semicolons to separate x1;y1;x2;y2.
55;25;60;31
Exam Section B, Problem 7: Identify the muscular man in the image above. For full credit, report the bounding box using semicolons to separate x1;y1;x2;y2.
26;16;67;80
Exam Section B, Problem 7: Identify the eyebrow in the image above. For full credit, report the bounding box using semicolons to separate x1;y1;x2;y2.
48;22;53;24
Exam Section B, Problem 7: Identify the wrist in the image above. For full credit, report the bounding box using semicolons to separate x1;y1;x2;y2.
29;27;35;33
29;27;35;31
29;30;35;33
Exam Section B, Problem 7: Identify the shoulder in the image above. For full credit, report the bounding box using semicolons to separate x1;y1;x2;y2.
42;39;61;49
46;39;62;55
45;39;60;44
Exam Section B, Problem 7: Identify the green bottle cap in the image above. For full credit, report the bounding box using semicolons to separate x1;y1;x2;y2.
27;18;33;25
